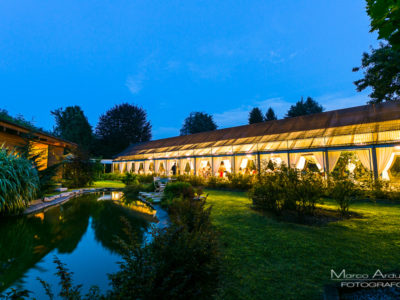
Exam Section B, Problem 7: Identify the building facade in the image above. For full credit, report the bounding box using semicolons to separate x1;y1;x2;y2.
113;102;400;182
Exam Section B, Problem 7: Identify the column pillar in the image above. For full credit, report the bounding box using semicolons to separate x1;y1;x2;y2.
324;149;330;179
371;146;379;180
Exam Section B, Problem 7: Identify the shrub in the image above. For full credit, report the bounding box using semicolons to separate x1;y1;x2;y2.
227;173;254;190
136;174;154;183
108;197;220;300
64;150;94;188
122;182;143;203
287;171;324;216
249;175;285;213
0;147;39;215
249;168;324;216
176;174;207;187
163;182;194;202
330;178;358;215
99;172;125;181
206;176;230;189
121;173;138;185
122;181;155;204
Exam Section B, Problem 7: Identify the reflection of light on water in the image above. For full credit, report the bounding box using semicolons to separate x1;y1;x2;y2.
34;212;44;221
97;192;123;201
111;192;122;201
121;201;156;217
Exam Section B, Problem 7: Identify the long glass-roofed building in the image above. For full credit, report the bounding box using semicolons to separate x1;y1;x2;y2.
113;102;400;182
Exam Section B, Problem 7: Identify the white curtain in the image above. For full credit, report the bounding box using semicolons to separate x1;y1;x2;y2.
313;152;325;171
119;162;125;173
213;157;224;175
377;147;394;180
158;162;166;174
127;162;132;173
327;151;341;172
279;153;289;167
356;150;372;171
290;153;302;169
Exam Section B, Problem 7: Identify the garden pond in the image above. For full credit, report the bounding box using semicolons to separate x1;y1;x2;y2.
0;192;164;298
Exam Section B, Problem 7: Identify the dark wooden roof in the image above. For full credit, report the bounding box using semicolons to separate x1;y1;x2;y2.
117;101;400;157
0;118;76;148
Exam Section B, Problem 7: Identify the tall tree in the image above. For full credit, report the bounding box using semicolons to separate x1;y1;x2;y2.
180;112;217;136
367;0;400;49
52;106;93;150
264;107;277;121
95;103;152;157
248;107;264;124
286;97;324;118
353;44;400;103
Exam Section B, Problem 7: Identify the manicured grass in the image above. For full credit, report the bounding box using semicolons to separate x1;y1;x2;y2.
205;189;400;300
92;180;125;189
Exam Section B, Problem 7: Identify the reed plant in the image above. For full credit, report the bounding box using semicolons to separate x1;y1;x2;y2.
0;146;39;215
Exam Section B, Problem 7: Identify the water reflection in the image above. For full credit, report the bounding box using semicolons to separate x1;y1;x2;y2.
0;192;153;293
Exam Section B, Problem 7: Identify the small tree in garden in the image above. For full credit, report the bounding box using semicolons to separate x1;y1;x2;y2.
330;178;358;215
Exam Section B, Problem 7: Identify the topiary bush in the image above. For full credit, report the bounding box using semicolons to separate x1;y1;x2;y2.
0;147;39;215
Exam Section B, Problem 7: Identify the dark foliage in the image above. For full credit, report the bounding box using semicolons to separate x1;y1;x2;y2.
63;150;95;188
180;112;217;136
367;0;400;49
108;197;220;300
286;97;324;118
248;107;264;124
0;109;49;133
95;103;152;158
51;106;93;151
353;44;400;103
265;107;277;121
163;182;194;202
17;138;62;197
249;167;324;216
329;178;358;216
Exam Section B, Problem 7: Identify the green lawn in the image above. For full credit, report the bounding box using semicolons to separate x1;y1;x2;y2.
92;180;125;189
205;189;400;300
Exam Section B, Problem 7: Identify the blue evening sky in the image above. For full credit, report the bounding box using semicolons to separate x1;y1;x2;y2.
0;0;378;139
